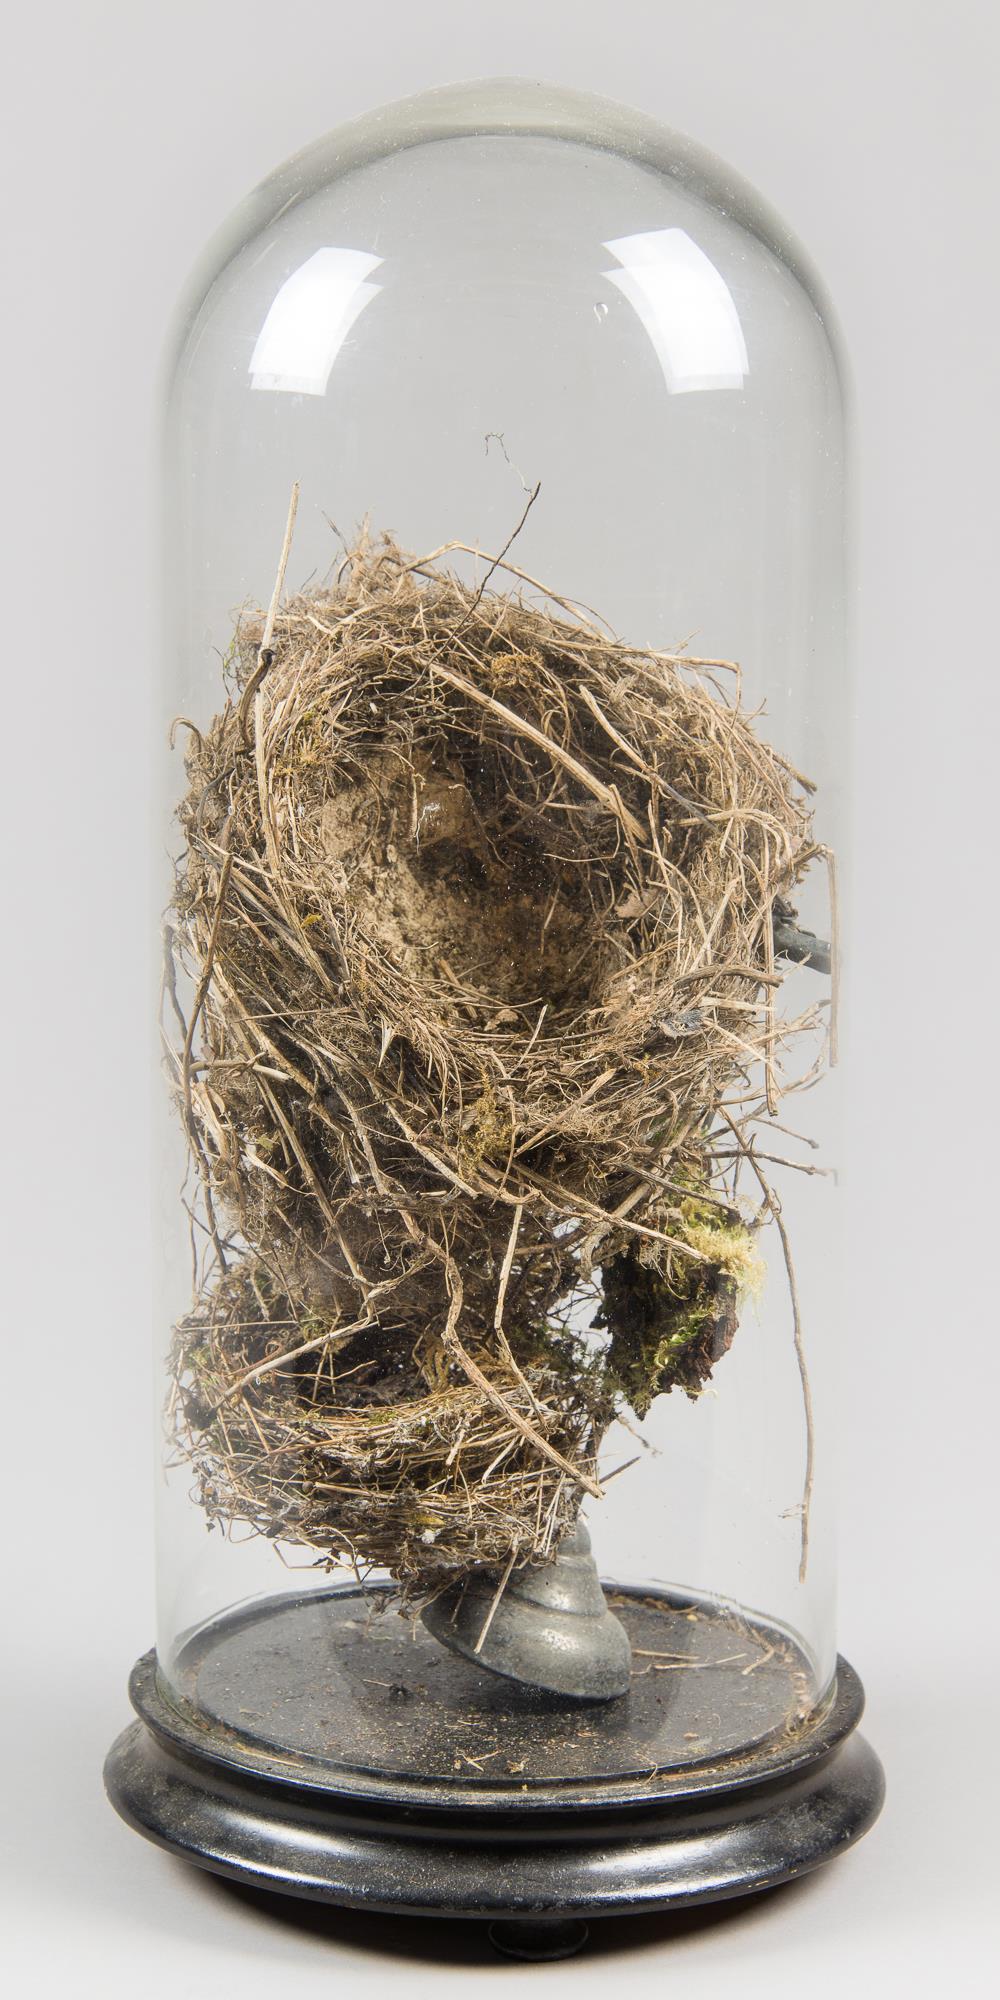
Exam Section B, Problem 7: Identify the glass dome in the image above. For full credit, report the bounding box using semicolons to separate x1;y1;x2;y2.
150;80;853;1814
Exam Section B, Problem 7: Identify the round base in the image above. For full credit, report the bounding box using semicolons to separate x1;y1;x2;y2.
104;1587;883;1947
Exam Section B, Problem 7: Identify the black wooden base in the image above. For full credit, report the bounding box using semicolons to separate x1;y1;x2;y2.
104;1589;883;1956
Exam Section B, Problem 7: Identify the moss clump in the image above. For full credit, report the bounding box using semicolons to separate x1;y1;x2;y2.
601;1200;761;1418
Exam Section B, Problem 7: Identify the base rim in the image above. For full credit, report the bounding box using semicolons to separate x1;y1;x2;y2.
131;1582;866;1814
105;1664;883;1923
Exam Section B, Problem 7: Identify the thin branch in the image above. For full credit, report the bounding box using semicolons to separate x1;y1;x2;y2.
723;1110;815;1583
473;1546;519;1653
467;480;540;610
238;480;300;739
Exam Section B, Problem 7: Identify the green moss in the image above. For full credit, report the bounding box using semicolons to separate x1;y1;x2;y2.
598;1190;758;1417
457;1074;513;1171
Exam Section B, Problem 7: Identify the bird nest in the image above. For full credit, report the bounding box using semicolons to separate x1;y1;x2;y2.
166;530;827;1595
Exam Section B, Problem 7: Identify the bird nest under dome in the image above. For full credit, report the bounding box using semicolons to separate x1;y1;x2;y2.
166;528;828;1596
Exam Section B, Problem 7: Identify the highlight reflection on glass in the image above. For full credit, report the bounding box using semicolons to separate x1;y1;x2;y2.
603;229;748;394
250;247;383;396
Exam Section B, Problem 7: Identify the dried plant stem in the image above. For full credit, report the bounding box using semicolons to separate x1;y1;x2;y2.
180;840;232;1127
467;479;540;610
261;481;300;657
822;843;841;1065
723;1109;815;1583
473;1546;519;1653
216;1313;372;1407
237;481;300;740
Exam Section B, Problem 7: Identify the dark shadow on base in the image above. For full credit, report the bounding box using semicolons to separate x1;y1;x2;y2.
184;1865;826;1965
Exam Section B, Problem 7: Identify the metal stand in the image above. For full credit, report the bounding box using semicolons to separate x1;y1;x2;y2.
105;1584;883;1955
421;1522;632;1699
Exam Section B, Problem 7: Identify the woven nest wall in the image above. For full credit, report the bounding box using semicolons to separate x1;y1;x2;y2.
166;532;827;1596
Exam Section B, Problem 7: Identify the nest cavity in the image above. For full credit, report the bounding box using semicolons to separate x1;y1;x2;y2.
167;533;821;1594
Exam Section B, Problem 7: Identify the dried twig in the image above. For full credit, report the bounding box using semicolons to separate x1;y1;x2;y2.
723;1109;815;1584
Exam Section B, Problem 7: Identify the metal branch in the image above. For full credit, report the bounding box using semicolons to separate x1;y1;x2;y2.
773;917;831;976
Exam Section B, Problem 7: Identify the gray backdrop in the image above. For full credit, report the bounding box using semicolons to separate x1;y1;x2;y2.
3;2;997;1993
